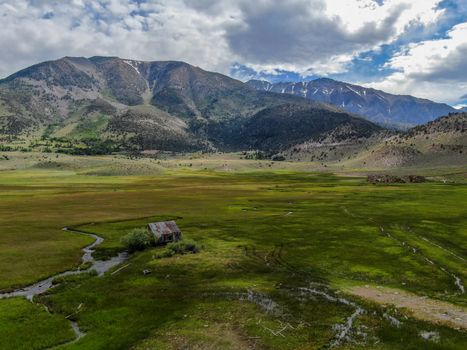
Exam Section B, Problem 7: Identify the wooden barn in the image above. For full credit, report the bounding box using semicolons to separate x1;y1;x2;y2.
147;221;182;245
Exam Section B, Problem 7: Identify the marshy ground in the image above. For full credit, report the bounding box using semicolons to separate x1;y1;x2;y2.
0;154;465;349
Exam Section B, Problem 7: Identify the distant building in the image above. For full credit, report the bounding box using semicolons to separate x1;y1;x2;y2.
147;221;182;245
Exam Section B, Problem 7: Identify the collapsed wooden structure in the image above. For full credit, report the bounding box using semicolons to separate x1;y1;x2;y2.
147;221;182;245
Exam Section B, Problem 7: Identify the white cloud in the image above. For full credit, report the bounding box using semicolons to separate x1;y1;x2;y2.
0;0;464;103
225;0;445;75
0;0;236;77
0;0;448;78
364;22;467;103
325;0;443;33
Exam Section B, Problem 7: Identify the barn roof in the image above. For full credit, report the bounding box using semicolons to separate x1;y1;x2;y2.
147;221;180;237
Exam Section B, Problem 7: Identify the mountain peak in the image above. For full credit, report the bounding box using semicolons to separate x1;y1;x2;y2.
313;77;337;83
0;56;380;154
247;78;455;128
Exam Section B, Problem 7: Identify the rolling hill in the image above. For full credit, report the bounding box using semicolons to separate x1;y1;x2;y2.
358;112;467;168
276;112;466;168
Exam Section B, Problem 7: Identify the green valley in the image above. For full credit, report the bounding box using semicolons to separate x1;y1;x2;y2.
0;156;465;349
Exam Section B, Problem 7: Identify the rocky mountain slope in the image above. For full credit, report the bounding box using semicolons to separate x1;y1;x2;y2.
247;78;455;129
360;112;466;168
277;112;466;168
225;103;381;152
0;56;382;154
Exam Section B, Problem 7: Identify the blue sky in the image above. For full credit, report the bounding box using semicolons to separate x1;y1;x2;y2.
0;0;466;106
229;0;467;106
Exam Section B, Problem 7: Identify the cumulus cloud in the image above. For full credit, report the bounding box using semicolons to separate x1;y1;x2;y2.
0;0;464;103
0;0;446;76
0;0;235;77
227;0;444;75
365;23;467;103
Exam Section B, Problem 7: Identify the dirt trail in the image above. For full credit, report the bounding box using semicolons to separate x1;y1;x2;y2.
347;286;467;330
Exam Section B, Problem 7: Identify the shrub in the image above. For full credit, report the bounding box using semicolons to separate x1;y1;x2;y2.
167;239;202;254
271;155;286;161
153;250;175;259
78;261;93;271
121;228;152;253
154;239;203;259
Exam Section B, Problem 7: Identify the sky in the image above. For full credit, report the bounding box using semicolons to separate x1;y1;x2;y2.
0;0;466;106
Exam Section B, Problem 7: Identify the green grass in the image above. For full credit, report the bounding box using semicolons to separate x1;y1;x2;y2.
0;298;75;349
0;165;466;349
62;114;110;140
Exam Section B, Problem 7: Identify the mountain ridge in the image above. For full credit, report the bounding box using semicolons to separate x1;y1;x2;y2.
0;56;380;154
274;111;466;167
247;78;456;128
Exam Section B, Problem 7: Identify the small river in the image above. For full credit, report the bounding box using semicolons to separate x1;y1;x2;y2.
0;227;128;347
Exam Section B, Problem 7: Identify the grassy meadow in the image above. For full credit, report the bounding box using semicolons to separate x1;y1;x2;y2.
0;153;466;349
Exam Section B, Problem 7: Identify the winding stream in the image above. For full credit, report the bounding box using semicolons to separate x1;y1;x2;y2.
0;227;128;346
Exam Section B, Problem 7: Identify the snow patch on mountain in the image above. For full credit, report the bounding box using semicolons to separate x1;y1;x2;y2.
123;60;141;75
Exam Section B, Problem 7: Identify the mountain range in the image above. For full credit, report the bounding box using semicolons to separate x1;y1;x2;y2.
0;56;381;154
0;56;465;168
246;79;456;129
